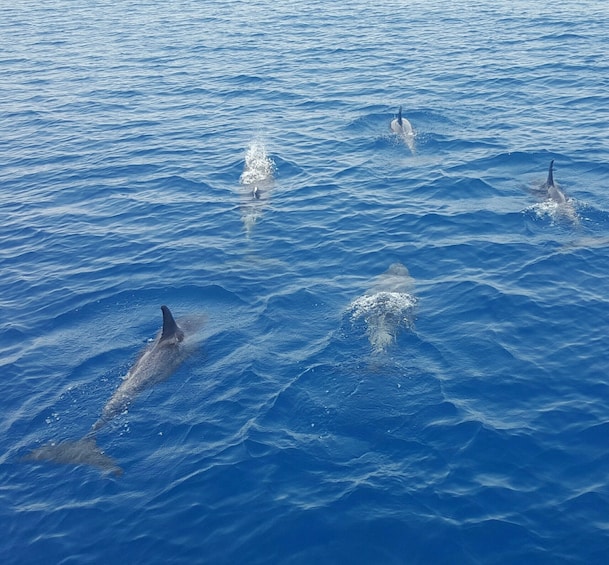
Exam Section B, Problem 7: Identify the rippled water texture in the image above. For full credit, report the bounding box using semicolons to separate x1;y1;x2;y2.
2;1;609;563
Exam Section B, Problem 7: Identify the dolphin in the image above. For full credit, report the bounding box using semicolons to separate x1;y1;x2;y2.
542;160;567;204
239;140;275;235
390;106;415;152
23;305;197;476
349;263;417;353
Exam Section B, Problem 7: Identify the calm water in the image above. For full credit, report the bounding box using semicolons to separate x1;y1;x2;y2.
2;1;609;563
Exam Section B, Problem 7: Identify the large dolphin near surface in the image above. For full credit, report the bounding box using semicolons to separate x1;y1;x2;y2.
24;305;199;476
349;263;417;353
390;106;415;153
527;159;578;225
542;159;567;204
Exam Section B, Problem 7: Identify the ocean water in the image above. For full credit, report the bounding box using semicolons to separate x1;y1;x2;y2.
2;0;609;563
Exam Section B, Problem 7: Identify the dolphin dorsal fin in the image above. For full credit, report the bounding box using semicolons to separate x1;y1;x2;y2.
160;305;184;343
546;159;555;187
397;106;403;126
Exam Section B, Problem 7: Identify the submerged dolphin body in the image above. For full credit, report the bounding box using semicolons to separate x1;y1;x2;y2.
24;306;196;476
240;141;275;235
542;160;567;204
349;263;417;353
390;106;415;153
91;305;186;432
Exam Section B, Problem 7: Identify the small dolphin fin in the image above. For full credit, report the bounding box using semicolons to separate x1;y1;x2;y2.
160;305;184;343
22;436;123;476
543;160;567;203
546;159;555;187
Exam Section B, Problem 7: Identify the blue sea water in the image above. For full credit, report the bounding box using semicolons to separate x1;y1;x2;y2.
2;0;609;562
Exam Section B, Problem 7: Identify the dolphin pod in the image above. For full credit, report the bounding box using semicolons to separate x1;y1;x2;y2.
23;117;574;477
24;305;196;476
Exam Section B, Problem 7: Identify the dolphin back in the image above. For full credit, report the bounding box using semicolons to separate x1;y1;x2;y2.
91;305;192;431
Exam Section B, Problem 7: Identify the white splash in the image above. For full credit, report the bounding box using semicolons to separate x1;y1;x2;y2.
240;141;275;234
529;200;580;227
349;263;417;353
240;141;275;186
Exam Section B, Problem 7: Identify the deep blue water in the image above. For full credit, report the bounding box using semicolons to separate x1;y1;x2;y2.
2;0;609;563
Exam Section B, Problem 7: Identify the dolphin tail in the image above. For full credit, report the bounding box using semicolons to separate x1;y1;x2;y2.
546;159;555;187
22;436;123;476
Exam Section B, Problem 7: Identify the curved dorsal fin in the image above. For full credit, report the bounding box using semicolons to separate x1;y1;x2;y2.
546;159;555;187
160;305;184;342
397;106;403;127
